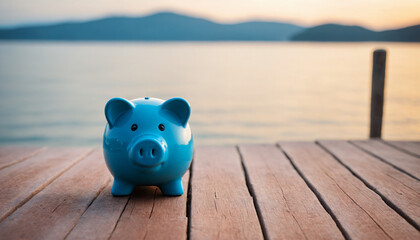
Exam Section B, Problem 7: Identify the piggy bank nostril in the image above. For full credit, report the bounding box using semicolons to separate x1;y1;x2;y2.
132;138;166;166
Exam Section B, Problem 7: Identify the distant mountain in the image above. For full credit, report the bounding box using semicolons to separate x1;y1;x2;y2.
0;12;304;41
1;12;418;42
292;24;420;42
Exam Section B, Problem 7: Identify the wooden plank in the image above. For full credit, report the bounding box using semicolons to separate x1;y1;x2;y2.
0;149;111;239
190;146;263;239
319;140;420;229
280;142;420;239
0;146;45;170
385;141;420;157
109;171;190;240
239;144;344;240
0;147;92;221
352;140;420;180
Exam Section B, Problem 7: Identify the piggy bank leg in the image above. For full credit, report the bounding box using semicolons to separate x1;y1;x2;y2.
111;179;135;196
159;178;184;196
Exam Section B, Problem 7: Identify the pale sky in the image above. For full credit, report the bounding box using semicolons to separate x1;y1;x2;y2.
0;0;419;30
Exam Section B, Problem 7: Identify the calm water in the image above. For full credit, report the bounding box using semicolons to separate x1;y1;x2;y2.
0;42;419;146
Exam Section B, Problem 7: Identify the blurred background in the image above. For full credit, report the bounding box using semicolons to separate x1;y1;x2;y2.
0;0;419;146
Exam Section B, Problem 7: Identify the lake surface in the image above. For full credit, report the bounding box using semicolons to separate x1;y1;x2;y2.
0;42;419;146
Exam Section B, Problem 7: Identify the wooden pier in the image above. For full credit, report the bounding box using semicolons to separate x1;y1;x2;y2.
0;140;418;239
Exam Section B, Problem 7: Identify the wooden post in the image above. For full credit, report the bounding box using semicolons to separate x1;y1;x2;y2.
370;49;386;138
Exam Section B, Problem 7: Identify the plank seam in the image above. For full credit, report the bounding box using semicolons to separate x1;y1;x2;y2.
349;141;419;181
323;171;392;239
148;188;158;219
186;156;193;240
276;169;309;239
108;192;132;240
64;176;112;239
317;141;420;231
236;146;269;240
0;148;95;223
276;144;350;240
0;147;47;171
290;213;308;240
380;140;420;158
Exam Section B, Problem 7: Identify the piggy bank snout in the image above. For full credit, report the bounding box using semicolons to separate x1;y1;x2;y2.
129;137;167;168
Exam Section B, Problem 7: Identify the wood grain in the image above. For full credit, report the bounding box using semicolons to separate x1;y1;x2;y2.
0;147;92;221
1;143;418;239
280;142;420;240
109;171;190;240
385;141;420;157
65;179;129;240
0;146;45;170
190;146;264;240
239;144;343;240
352;140;420;179
319;140;420;230
0;149;111;239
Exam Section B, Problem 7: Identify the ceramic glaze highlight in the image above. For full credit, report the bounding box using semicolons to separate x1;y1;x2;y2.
103;97;193;196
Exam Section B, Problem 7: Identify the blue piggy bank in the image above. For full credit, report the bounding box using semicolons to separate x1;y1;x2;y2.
103;97;193;196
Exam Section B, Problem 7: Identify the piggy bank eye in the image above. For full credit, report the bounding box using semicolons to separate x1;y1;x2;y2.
158;124;165;131
131;124;138;131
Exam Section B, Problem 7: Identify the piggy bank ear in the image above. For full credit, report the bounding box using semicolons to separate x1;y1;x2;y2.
105;98;135;128
160;98;191;127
